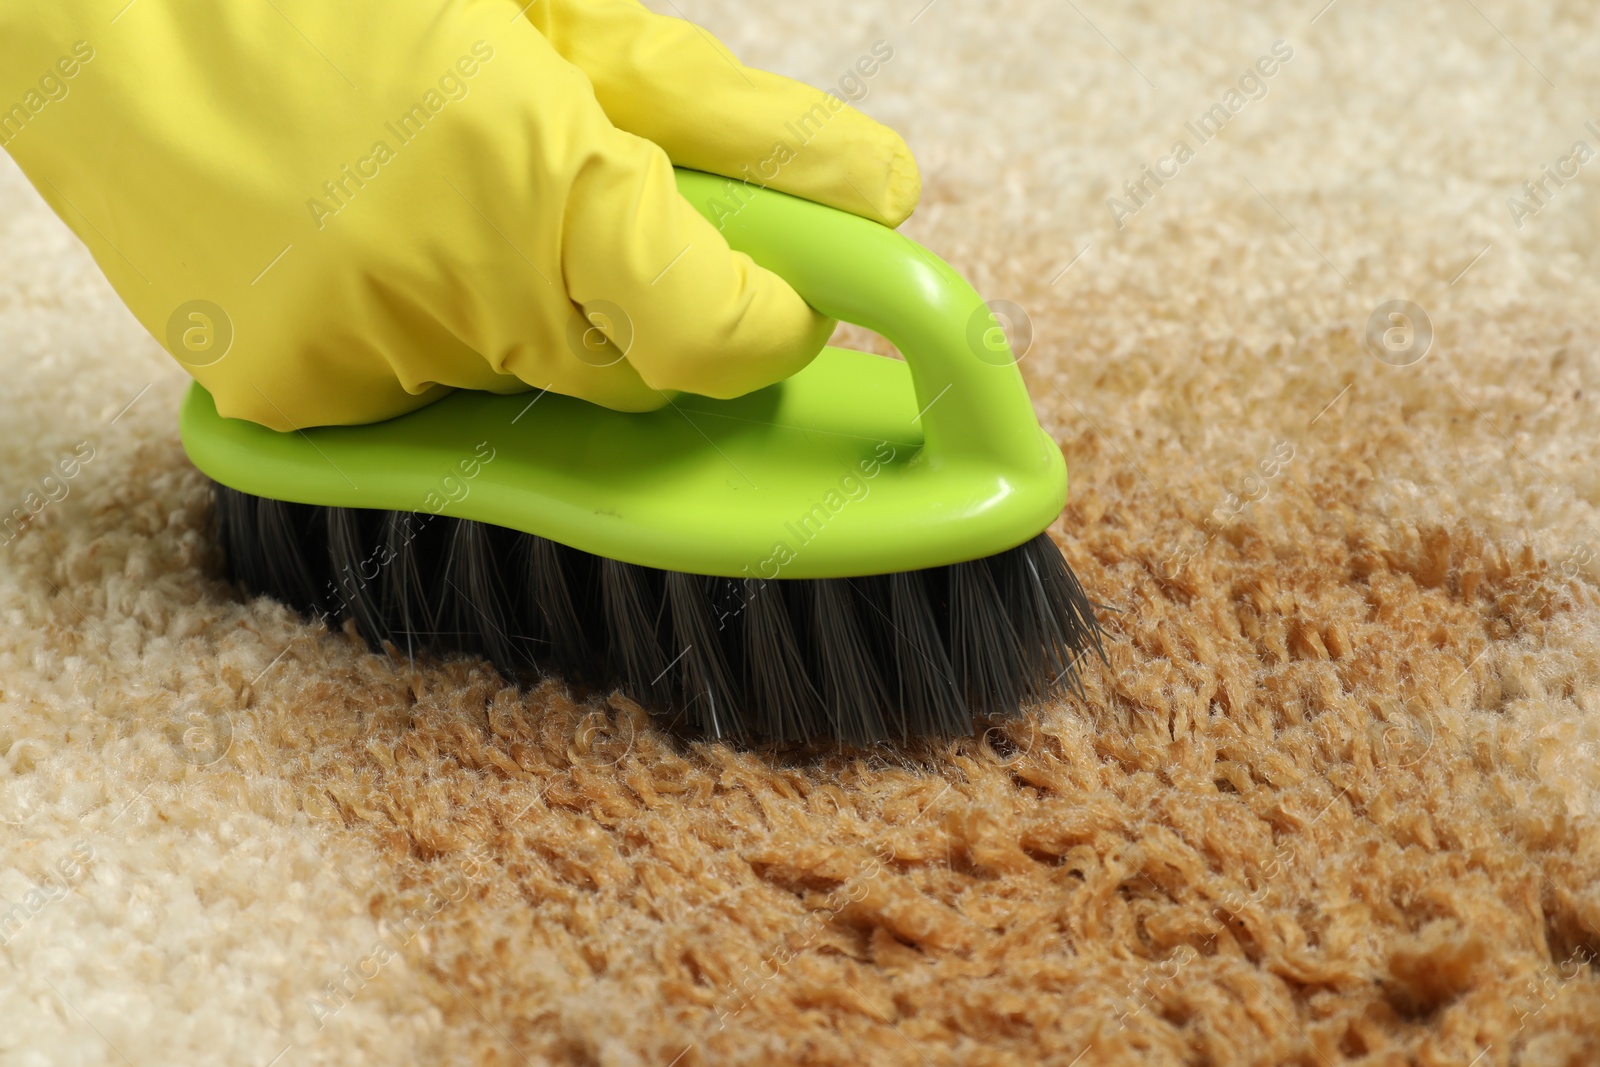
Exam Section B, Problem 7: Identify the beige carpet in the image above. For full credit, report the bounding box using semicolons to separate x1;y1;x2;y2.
4;0;1600;1063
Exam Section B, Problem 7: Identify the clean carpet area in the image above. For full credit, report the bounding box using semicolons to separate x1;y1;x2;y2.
3;0;1600;1063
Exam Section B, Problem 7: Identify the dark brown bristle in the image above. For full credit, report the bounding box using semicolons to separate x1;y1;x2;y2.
601;558;670;706
742;579;823;742
663;572;742;740
210;485;1106;745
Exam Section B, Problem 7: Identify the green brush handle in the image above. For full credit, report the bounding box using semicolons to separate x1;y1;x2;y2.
675;169;1051;478
180;171;1069;579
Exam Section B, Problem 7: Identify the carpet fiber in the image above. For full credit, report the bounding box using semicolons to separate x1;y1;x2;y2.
3;1;1600;1064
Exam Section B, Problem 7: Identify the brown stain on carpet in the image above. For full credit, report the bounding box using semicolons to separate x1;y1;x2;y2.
220;372;1600;1065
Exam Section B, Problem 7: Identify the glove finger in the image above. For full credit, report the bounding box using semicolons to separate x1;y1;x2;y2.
403;22;837;407
555;129;838;402
518;0;920;227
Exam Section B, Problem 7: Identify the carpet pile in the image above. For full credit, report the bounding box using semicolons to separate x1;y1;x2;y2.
1;0;1598;1063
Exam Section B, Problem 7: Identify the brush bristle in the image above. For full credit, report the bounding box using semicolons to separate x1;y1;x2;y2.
210;486;1106;744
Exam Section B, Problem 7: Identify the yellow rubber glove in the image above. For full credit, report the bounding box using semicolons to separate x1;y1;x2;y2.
0;0;920;429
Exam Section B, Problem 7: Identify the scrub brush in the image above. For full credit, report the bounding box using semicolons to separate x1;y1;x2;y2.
180;168;1105;745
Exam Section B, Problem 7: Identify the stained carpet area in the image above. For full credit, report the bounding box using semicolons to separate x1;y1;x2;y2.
3;0;1600;1064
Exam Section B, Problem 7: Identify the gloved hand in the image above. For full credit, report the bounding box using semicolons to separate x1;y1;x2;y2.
0;0;920;429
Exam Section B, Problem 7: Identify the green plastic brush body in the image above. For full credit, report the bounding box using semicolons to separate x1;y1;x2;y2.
179;169;1068;579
